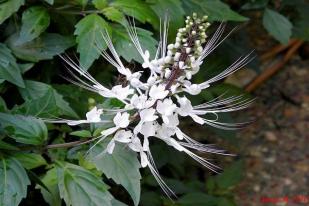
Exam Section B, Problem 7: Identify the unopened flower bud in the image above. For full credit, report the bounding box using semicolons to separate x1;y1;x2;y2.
174;52;181;61
174;42;180;48
191;31;196;35
164;69;171;78
186;48;191;54
167;44;174;50
164;56;172;63
186;71;192;79
179;61;185;69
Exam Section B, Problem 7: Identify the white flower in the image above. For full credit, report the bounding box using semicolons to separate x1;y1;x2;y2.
177;96;204;125
140;122;156;138
149;84;169;100
111;85;134;100
156;98;177;123
86;106;103;122
113;112;130;128
130;94;155;110
183;84;202;95
105;130;133;154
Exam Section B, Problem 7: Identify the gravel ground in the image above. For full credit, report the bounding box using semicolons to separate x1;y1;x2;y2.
234;57;309;206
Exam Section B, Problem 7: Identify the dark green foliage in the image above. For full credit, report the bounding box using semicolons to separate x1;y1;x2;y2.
0;0;307;206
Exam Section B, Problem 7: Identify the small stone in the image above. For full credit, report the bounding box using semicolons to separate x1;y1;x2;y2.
253;185;260;192
265;131;277;142
264;157;276;163
283;178;292;186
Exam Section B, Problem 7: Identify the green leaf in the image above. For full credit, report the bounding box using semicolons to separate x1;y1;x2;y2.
178;193;219;206
6;33;75;62
102;7;126;24
0;0;25;24
70;130;92;138
14;88;60;117
37;168;62;206
215;160;244;189
44;0;54;5
12;153;47;169
0;140;19;151
182;0;248;22
91;142;141;206
18;80;78;118
57;162;113;206
148;0;185;39
111;0;159;29
0;157;30;206
18;6;50;44
263;8;292;44
18;63;35;74
0;43;25;88
74;14;110;70
0;96;7;112
113;25;157;63
93;0;108;9
0;113;47;145
241;0;269;10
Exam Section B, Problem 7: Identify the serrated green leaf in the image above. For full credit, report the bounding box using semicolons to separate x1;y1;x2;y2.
74;14;110;70
14;88;60;117
182;0;248;22
102;7;126;24
113;25;157;63
57;162;113;206
70;130;92;138
0;0;25;24
0;156;30;206
90;142;141;206
0;43;25;88
6;33;75;62
12;153;47;169
111;0;159;29
0;113;47;145
263;8;292;44
18;80;78;118
18;6;50;44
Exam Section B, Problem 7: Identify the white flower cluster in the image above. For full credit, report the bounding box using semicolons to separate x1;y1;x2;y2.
49;13;254;196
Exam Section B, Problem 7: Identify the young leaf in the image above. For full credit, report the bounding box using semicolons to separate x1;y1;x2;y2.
0;0;25;24
0;157;30;206
12;153;47;170
6;33;75;62
56;162;113;206
18;6;50;44
113;25;157;63
90;142;141;206
263;8;292;44
0;43;25;88
93;0;108;9
70;130;92;138
0;113;47;145
74;14;110;70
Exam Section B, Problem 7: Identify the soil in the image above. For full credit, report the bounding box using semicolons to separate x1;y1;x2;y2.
234;57;309;206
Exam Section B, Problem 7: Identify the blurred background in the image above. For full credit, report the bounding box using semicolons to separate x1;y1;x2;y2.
0;0;308;206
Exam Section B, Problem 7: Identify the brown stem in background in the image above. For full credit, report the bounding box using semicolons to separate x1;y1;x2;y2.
246;40;304;92
45;138;94;149
260;39;297;62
